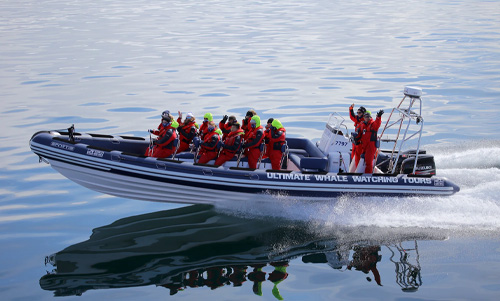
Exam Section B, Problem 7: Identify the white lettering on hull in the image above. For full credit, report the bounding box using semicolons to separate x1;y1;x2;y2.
50;141;75;151
265;173;437;186
313;175;349;182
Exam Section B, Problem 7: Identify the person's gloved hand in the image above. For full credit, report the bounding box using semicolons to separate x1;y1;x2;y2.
221;115;228;123
377;110;384;117
148;129;155;133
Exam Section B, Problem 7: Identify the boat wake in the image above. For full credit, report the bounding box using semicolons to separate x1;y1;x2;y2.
216;140;500;233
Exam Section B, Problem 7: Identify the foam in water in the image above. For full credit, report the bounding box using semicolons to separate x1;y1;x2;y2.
216;141;500;232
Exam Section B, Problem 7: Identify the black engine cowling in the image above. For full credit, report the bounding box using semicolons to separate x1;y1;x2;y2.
400;154;436;175
376;150;435;175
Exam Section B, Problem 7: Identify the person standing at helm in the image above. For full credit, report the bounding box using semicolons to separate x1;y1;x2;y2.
219;115;237;141
349;104;366;161
176;111;197;153
215;122;245;166
242;115;264;169
145;115;178;158
199;112;213;140
197;121;221;164
358;110;384;173
349;104;366;127
268;119;286;170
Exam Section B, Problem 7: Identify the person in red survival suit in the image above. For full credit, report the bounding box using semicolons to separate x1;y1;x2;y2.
268;119;286;170
199;112;213;140
242;110;257;140
347;246;382;286
176;111;198;153
359;110;384;173
197;121;221;164
145;115;178;158
148;110;173;136
349;104;366;162
242;115;264;169
351;110;372;170
219;115;237;141
263;118;274;159
214;122;245;166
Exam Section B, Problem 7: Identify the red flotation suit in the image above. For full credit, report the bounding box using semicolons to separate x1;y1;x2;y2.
214;128;244;166
176;118;197;153
145;124;177;158
198;130;220;164
349;105;364;162
244;125;264;169
359;115;381;173
268;126;286;170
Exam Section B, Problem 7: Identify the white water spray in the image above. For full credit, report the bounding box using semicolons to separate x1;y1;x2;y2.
217;141;500;232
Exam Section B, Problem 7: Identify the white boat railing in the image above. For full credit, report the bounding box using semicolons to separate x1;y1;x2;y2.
378;87;424;174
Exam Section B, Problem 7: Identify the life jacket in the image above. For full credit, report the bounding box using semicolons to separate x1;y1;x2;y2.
178;120;197;143
269;127;286;150
264;127;271;140
352;122;364;145
157;125;177;149
242;118;253;139
218;121;232;140
349;107;364;127
200;130;220;152
199;121;209;138
150;122;168;136
360;117;381;146
224;129;245;153
245;126;264;149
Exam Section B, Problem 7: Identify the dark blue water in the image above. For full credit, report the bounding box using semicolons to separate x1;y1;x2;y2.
1;0;500;300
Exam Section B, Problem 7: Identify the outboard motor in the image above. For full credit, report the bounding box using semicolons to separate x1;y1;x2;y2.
376;149;434;175
400;154;436;175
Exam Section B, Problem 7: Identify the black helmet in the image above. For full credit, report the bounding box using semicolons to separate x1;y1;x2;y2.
246;110;256;118
161;110;170;119
358;106;366;114
267;118;274;124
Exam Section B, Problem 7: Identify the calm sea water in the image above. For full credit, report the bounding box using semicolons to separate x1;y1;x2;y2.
1;0;500;300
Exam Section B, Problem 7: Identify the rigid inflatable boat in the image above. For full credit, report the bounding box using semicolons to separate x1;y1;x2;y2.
29;87;459;203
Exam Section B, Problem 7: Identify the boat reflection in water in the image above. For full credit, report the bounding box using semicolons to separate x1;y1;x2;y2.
41;205;441;298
